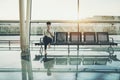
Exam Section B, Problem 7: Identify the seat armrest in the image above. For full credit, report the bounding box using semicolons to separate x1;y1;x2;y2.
109;37;114;42
40;36;44;43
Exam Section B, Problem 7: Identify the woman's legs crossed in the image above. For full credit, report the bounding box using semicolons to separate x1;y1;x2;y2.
43;36;52;58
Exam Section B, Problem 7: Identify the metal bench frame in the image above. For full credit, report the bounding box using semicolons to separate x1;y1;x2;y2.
35;32;118;57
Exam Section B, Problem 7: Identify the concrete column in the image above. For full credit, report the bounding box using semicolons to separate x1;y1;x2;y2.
26;0;33;80
19;0;26;50
19;0;33;80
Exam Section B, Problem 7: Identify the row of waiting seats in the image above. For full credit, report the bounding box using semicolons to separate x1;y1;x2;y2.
49;32;117;45
34;32;117;55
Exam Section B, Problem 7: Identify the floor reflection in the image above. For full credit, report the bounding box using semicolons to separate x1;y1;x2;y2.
21;51;33;80
43;58;54;76
34;54;120;66
0;51;119;80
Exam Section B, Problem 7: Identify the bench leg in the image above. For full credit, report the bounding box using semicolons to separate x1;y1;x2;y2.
107;46;114;56
68;44;70;57
39;45;43;57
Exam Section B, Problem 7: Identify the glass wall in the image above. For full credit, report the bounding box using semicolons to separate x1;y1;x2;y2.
30;0;120;80
0;0;19;20
31;0;77;20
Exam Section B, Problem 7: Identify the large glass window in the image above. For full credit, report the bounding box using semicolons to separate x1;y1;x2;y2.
31;0;77;20
0;0;19;20
30;1;120;78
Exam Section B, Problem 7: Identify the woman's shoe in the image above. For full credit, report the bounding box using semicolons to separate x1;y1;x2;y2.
44;54;47;59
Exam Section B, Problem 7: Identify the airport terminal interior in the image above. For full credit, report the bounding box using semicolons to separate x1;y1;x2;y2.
0;0;120;80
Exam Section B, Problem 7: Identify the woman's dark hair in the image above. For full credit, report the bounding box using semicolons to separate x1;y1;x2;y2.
46;21;51;25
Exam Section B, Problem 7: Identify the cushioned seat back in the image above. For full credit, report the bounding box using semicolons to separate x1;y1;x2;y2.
97;32;109;43
56;32;68;43
84;32;96;43
69;32;82;43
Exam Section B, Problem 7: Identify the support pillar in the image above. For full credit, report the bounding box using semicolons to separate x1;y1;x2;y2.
19;0;33;80
76;0;80;80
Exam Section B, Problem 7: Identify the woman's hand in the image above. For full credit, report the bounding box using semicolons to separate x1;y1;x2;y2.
47;29;51;33
47;29;54;37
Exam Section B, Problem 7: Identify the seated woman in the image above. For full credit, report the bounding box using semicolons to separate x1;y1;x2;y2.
43;21;54;59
